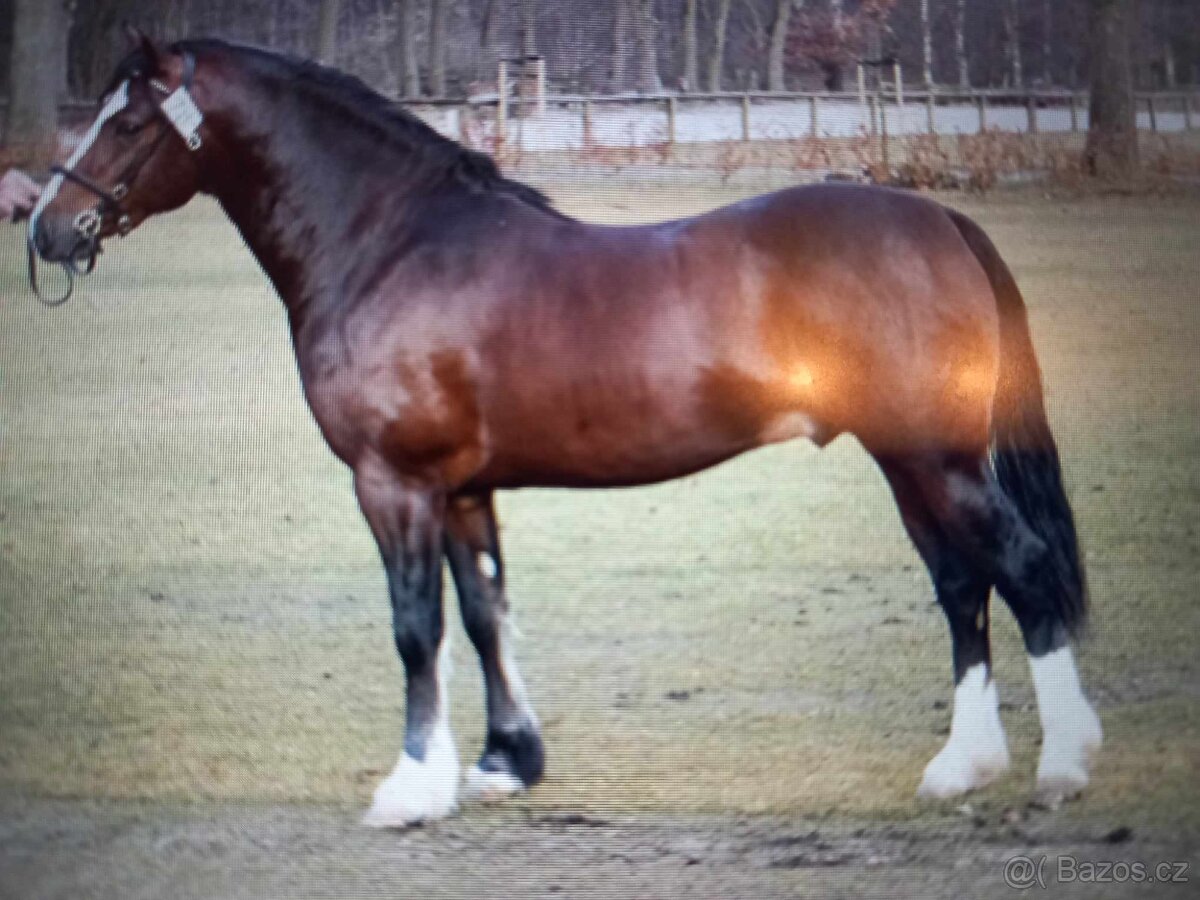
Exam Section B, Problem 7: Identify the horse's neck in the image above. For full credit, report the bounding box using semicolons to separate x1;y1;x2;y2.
205;96;417;325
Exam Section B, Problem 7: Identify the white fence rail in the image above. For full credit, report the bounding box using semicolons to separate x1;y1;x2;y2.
404;90;1198;152
8;89;1196;153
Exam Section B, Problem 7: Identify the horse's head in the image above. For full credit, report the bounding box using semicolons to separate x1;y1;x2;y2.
30;27;206;270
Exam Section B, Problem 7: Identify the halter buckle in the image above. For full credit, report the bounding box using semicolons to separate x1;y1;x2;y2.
112;182;128;201
73;209;102;239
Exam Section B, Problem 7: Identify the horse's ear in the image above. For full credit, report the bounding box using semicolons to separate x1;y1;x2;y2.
121;22;163;71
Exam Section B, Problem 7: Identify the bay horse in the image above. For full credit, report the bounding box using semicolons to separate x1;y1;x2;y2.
29;32;1102;826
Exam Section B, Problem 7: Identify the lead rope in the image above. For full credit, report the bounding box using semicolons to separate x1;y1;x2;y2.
26;241;75;306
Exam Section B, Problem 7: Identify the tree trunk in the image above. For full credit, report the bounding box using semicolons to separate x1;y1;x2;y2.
396;0;420;97
5;0;65;163
1042;0;1053;84
920;0;933;88
955;0;970;88
612;0;632;92
1085;0;1138;178
428;0;446;96
317;0;340;65
767;0;797;93
682;0;698;92
520;0;538;57
1005;0;1024;88
707;0;733;92
635;0;661;93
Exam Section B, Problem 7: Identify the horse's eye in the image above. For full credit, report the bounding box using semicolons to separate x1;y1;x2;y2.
115;120;143;137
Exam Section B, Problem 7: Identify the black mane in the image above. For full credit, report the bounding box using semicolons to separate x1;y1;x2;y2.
125;38;559;213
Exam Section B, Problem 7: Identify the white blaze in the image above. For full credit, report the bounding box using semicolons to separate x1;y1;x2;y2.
28;81;130;243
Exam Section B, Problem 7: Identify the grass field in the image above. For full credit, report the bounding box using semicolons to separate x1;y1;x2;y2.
2;182;1199;898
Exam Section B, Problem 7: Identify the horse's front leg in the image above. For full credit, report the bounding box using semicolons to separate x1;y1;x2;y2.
355;460;460;827
445;492;545;802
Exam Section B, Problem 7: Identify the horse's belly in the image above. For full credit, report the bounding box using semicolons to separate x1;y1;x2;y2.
468;393;823;491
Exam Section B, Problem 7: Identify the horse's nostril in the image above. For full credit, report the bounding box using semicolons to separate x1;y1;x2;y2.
33;223;52;257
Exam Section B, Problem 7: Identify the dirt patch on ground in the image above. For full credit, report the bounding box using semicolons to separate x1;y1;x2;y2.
3;794;1193;900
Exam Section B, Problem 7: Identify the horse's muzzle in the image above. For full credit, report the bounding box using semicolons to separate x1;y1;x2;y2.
31;215;98;265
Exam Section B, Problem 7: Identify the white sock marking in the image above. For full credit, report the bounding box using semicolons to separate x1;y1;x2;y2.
918;664;1010;799
362;634;460;827
1029;646;1102;799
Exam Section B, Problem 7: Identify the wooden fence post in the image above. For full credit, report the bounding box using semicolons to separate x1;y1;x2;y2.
926;91;936;134
1069;93;1078;132
1184;92;1193;131
1146;95;1157;132
581;100;593;145
1026;95;1037;133
810;95;819;137
666;96;677;144
741;94;751;141
879;92;889;174
893;61;903;107
976;94;987;133
496;60;508;143
534;57;546;116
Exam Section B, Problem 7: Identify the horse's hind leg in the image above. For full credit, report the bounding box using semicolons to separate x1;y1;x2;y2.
445;493;544;802
877;454;1010;798
880;452;1100;802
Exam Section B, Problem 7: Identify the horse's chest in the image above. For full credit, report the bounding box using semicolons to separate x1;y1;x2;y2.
300;348;486;483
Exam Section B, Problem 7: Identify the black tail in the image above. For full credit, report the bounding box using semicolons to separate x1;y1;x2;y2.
949;210;1088;638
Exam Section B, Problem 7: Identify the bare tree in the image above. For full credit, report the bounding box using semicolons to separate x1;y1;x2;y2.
429;0;446;95
5;0;66;162
634;0;661;92
520;0;538;57
707;0;734;91
1004;0;1024;87
317;0;340;65
1041;0;1053;82
613;0;632;91
396;0;421;97
954;0;969;87
768;0;800;92
919;0;933;87
1085;0;1137;178
682;0;699;91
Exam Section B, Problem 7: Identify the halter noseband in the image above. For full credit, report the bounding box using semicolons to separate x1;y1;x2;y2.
27;51;203;306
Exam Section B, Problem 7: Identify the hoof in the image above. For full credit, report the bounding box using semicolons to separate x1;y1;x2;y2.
919;665;1010;800
1035;704;1102;805
362;727;460;828
462;765;527;803
917;744;1010;799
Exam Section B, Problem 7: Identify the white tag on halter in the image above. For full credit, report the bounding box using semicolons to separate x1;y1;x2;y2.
160;86;204;150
